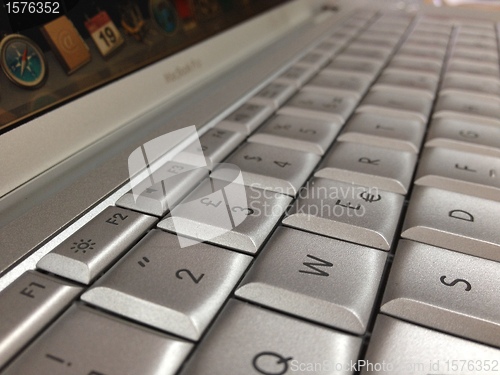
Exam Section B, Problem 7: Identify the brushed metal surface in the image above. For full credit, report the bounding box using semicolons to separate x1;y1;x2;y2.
3;303;192;375
414;147;500;202
283;178;404;250
37;207;157;284
212;142;321;196
181;299;362;375
382;240;500;348
248;114;341;155
0;271;81;368
158;179;292;255
0;3;345;277
337;111;425;153
315;141;417;194
425;116;500;158
362;315;500;375
236;227;386;334
82;230;251;341
402;186;500;262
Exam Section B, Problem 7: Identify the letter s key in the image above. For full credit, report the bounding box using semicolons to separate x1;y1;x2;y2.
440;275;472;291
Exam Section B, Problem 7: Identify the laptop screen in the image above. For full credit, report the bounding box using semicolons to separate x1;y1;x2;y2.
0;0;288;133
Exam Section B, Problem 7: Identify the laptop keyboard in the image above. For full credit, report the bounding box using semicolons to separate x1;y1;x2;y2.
3;8;500;374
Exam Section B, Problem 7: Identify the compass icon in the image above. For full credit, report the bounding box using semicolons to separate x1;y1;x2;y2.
0;34;48;89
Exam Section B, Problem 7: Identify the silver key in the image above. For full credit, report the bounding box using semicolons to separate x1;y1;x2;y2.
283;178;404;250
441;72;500;96
388;55;442;75
212;142;320;196
117;162;209;216
405;35;449;48
434;92;500;124
236;227;386;334
325;55;383;76
426;117;500;158
158;178;291;254
297;51;330;70
275;64;317;87
398;45;445;61
181;299;362;375
458;27;495;38
357;30;399;44
459;24;496;36
447;60;499;77
343;44;391;61
377;70;438;94
452;47;498;64
316;141;417;195
248;114;341;155
250;81;296;109
403;32;451;44
382;240;500;348
306;71;372;97
358;87;433;122
356;36;397;48
455;38;497;50
175;128;245;169
215;102;273;135
415;147;500;201
0;271;81;368
362;314;500;375
37;207;157;284
402;186;500;262
279;90;358;124
3;303;192;375
82;230;251;340
332;26;359;38
338;111;425;153
314;40;342;58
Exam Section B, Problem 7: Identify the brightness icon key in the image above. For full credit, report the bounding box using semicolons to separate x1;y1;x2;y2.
37;206;157;285
71;239;96;254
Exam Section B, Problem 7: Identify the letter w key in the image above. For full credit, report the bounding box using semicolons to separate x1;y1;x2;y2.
299;254;333;277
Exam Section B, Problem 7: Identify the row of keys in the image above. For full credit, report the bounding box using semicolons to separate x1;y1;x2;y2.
252;14;415;254
3;297;363;375
377;16;500;356
10;11;500;375
0;11;434;374
208;12;406;202
312;13;500;360
0;11;396;374
214;12;368;138
409;16;500;203
0;12;383;373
